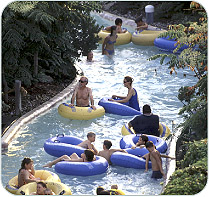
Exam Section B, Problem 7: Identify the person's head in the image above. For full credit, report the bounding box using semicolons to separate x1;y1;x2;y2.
143;104;151;114
79;76;88;86
110;26;117;36
96;186;111;195
123;76;134;87
139;135;148;145
115;18;122;26
19;157;33;172
36;182;47;195
103;140;112;150
87;132;96;142
44;188;53;195
135;15;143;25
145;141;155;152
87;51;93;62
84;149;94;161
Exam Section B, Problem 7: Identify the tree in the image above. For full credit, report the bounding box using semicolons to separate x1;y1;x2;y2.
2;1;101;93
148;10;207;139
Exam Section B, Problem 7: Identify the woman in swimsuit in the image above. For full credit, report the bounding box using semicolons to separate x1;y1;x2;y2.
109;76;140;111
18;157;41;188
43;149;95;168
102;26;117;56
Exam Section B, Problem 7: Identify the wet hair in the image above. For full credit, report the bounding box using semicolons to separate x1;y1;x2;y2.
87;132;96;138
84;149;94;161
103;140;112;149
145;141;154;148
44;188;52;194
96;187;111;195
115;18;122;25
124;76;134;85
37;181;47;189
110;26;117;36
143;104;151;114
19;157;33;173
140;135;148;144
135;15;143;23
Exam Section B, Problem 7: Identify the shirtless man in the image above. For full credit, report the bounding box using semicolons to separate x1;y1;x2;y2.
145;141;165;179
98;140;127;164
77;132;98;155
70;76;96;110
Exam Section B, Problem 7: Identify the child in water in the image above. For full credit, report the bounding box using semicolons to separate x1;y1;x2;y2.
135;15;148;31
145;141;165;179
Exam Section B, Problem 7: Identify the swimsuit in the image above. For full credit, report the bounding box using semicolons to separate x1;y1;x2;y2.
129;88;140;111
151;170;163;179
104;48;114;55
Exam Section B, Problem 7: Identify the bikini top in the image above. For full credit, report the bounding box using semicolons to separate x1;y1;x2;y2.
107;39;116;44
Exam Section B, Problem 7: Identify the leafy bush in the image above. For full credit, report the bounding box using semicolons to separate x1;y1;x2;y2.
162;140;207;195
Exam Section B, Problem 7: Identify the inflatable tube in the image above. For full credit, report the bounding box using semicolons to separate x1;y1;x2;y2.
98;29;132;45
44;134;85;157
120;134;168;156
16;181;72;195
58;103;105;120
121;122;171;138
154;37;188;53
109;189;125;195
5;170;60;194
132;29;167;46
110;152;152;169
55;156;109;176
98;97;141;116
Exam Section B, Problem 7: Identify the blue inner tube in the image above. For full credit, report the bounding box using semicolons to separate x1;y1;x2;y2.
120;134;168;156
110;152;152;169
44;134;85;157
154;37;188;53
98;97;141;116
55;156;109;176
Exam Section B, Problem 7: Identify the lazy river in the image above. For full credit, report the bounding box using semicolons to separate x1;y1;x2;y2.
1;14;197;195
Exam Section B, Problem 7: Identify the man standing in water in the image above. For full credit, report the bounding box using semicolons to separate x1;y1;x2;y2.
70;76;96;110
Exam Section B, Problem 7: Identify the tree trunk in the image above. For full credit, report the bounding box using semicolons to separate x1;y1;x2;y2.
34;51;38;77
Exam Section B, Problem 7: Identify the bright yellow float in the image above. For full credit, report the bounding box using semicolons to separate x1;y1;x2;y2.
98;29;132;45
5;170;60;194
121;122;171;138
110;189;125;195
58;103;105;120
16;181;72;195
132;29;167;46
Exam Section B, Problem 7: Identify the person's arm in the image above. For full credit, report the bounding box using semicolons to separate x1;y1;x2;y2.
145;153;150;172
112;89;135;103
105;26;111;31
102;37;108;55
160;154;175;159
88;88;96;110
91;144;98;155
110;149;127;155
22;170;37;184
70;88;78;106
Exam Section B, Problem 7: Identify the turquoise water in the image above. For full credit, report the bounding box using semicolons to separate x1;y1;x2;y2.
1;14;197;195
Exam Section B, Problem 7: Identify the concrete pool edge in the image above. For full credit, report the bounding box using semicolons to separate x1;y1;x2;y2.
1;65;83;146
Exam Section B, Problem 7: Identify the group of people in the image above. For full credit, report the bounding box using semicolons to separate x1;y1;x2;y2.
102;16;148;56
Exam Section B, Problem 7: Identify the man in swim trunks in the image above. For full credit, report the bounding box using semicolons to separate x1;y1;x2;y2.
77;132;98;155
145;141;165;179
70;76;96;110
98;140;127;164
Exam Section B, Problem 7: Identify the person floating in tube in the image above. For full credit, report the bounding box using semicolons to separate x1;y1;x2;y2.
135;15;148;31
108;76;140;111
70;76;96;110
105;18;127;33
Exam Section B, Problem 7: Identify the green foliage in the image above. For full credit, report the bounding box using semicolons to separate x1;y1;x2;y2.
162;140;207;195
149;11;207;140
2;1;102;88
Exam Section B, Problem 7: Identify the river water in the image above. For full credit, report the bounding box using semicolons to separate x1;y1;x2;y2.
1;14;197;195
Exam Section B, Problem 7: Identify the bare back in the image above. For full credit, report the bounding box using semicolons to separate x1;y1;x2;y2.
149;150;162;171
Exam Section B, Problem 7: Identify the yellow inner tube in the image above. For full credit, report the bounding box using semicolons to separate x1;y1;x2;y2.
121;122;171;138
98;29;132;45
5;170;60;194
16;181;72;195
132;30;167;46
110;189;125;195
58;103;105;120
